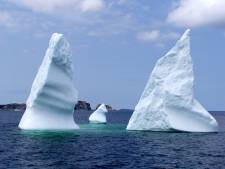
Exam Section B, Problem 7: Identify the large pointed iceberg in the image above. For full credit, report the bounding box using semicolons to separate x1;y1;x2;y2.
89;104;108;123
19;33;79;130
127;29;218;132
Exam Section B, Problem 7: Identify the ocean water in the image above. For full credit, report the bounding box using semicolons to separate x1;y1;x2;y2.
1;110;225;169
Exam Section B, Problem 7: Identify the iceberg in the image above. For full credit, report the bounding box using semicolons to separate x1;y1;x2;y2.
89;104;108;123
19;33;79;130
127;29;218;132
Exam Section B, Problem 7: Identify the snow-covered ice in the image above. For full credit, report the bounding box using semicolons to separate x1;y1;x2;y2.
19;33;79;130
127;29;218;132
89;104;108;123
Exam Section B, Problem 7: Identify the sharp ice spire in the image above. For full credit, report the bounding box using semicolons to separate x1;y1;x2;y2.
19;33;79;130
127;29;218;132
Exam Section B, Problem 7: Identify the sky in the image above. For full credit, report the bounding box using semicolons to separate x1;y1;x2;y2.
0;0;225;110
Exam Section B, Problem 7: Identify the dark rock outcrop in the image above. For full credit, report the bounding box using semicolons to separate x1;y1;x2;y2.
0;101;114;112
74;100;92;111
96;104;113;111
0;103;26;111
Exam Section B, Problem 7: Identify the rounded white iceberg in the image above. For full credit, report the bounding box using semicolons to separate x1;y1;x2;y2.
127;29;218;132
19;33;79;130
89;104;108;123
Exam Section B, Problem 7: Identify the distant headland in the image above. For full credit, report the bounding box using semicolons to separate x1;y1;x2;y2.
0;100;113;112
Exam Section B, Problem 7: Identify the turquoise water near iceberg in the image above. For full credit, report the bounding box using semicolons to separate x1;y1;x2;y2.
1;110;225;169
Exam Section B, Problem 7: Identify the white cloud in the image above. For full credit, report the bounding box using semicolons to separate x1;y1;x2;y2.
2;0;177;41
0;11;14;28
167;0;225;27
137;30;160;42
10;0;74;13
7;0;107;33
10;0;105;14
81;0;105;12
162;32;180;40
136;30;180;48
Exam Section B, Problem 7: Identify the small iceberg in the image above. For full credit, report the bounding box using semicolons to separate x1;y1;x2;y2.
19;33;79;130
89;104;108;123
127;29;218;132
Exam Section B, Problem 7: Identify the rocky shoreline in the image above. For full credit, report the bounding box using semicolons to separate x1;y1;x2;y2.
0;100;113;112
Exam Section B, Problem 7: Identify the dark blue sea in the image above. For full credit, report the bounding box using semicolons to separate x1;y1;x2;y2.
1;110;225;169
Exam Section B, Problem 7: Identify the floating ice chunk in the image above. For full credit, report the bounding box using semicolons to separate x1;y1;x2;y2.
127;29;218;132
19;33;79;130
89;104;108;123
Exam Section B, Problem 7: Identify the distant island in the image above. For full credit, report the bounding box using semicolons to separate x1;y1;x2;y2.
0;100;113;112
0;103;26;112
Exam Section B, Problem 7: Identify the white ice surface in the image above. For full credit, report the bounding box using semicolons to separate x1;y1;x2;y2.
19;33;79;130
127;29;218;132
89;104;108;123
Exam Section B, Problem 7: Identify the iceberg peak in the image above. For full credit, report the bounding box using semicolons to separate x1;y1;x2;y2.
182;29;190;38
19;33;79;130
89;104;108;123
48;33;73;77
127;29;218;132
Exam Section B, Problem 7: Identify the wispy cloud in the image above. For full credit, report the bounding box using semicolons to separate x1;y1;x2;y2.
81;0;105;12
167;0;225;27
162;31;180;40
137;30;160;42
0;0;180;44
10;0;76;14
6;0;130;32
0;11;14;28
10;0;105;14
137;29;180;47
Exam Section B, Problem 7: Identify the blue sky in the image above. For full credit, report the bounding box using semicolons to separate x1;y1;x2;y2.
0;0;225;110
